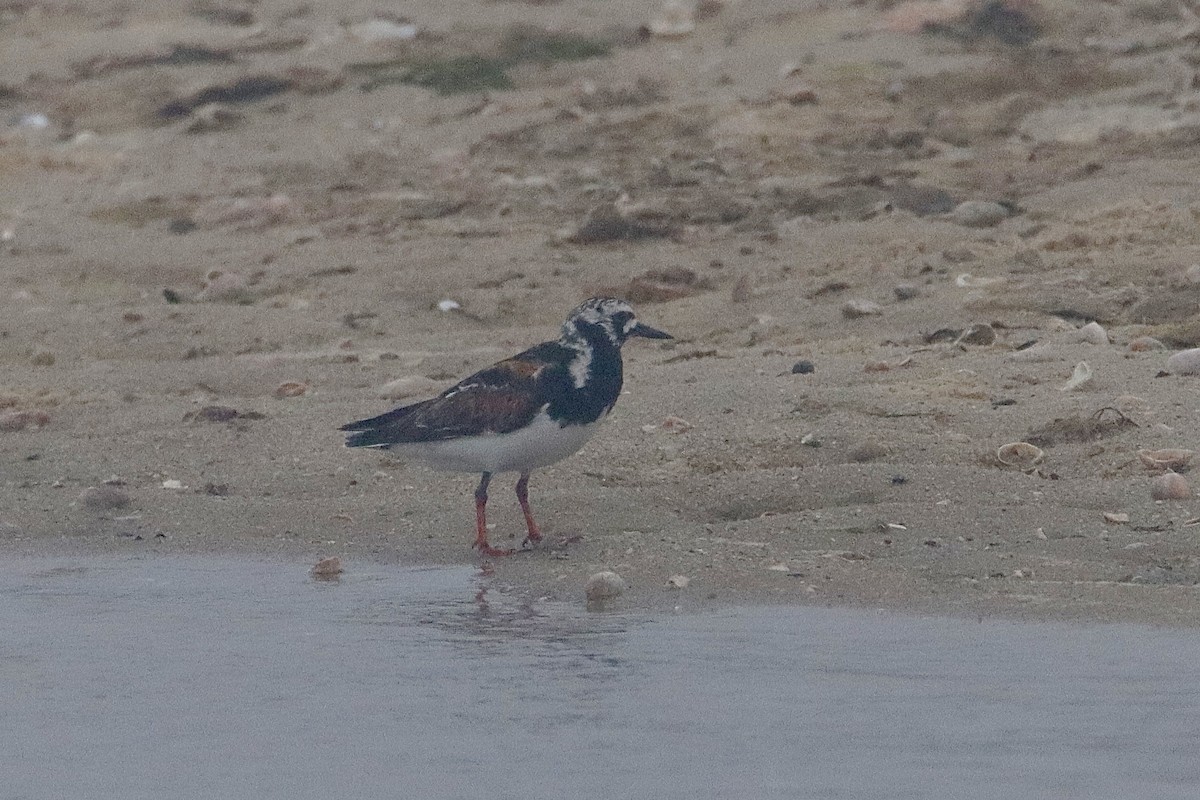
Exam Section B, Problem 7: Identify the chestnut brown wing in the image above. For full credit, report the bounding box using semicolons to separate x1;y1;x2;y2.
341;355;563;447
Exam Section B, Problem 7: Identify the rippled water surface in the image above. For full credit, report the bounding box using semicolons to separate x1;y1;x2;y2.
2;556;1198;800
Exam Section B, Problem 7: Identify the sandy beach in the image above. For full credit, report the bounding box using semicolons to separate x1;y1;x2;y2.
6;0;1200;623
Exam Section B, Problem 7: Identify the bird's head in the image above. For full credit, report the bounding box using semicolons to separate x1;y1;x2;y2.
561;297;673;347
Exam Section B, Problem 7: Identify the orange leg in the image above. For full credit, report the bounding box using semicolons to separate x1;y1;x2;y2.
515;472;542;547
472;472;515;558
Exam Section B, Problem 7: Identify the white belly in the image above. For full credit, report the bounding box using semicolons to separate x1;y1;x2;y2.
388;411;602;474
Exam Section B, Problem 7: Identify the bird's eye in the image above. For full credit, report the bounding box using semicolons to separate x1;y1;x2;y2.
612;311;634;329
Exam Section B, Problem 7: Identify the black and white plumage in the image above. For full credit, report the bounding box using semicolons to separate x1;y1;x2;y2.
340;297;672;557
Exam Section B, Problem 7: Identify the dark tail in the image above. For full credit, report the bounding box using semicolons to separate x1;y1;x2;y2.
340;403;421;448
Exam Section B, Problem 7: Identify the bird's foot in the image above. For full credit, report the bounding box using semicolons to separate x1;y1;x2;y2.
474;541;517;558
520;530;543;550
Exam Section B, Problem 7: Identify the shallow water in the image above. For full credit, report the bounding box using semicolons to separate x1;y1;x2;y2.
2;556;1198;800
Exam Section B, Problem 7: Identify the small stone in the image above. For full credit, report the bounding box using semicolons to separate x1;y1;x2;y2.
311;556;344;578
949;200;1009;228
0;410;50;432
1128;336;1166;352
842;299;883;318
1103;512;1130;524
80;485;131;511
161;479;185;490
30;350;55;366
437;299;461;313
1166;348;1200;375
1076;321;1109;345
1151;472;1190;501
893;283;920;301
791;360;815;374
666;574;690;589
585;571;626;603
274;381;307;398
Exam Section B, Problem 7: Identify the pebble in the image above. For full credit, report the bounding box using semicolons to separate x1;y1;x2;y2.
80;485;131;511
791;360;815;374
1060;361;1094;392
378;376;441;401
666;575;690;589
0;409;50;432
1166;348;1200;375
842;299;883;318
1076;321;1109;345
1151;472;1190;501
949;200;1008;228
585;571;626;603
274;381;307;398
437;299;461;313
311;556;344;578
893;283;920;301
1128;336;1165;352
161;479;185;490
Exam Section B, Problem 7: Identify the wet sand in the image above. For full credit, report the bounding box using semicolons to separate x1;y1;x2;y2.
5;0;1200;623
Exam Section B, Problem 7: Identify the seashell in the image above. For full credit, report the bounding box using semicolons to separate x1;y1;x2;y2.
949;200;1008;228
1137;448;1195;472
842;299;883;318
1076;321;1109;345
1151;472;1191;501
274;381;307;398
1060;361;1093;391
1128;336;1165;352
311;556;344;578
585;571;626;604
996;442;1044;470
955;273;1004;288
1166;348;1200;375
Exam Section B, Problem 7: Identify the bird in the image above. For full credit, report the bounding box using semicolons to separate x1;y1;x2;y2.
340;297;672;557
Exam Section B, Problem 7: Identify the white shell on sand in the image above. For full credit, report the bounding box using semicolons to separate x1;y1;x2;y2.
1166;348;1200;375
585;571;626;602
996;442;1044;470
1060;361;1093;391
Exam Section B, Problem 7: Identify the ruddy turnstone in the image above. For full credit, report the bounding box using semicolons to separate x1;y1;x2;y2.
341;297;672;557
